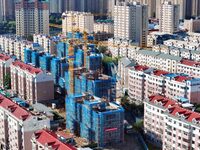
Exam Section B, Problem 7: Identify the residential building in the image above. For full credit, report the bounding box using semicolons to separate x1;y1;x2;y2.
184;19;200;33
15;0;49;37
33;34;58;54
177;59;200;78
94;20;114;34
128;65;152;102
0;0;15;21
144;95;177;147
49;0;63;14
159;1;180;34
66;94;124;147
118;57;135;90
31;129;76;150
145;94;200;150
165;74;200;104
114;1;148;47
62;11;94;34
0;94;50;150
0;54;13;89
10;61;54;104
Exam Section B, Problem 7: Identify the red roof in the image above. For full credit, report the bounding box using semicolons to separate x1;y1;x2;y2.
135;65;149;71
169;106;200;122
174;76;191;82
153;70;169;76
0;94;30;120
12;61;42;74
148;95;177;108
0;54;11;61
34;129;77;150
181;59;200;67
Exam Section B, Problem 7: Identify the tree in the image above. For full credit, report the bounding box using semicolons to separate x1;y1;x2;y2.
27;35;33;41
4;73;11;89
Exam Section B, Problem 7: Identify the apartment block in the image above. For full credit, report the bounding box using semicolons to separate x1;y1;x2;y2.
15;0;49;36
177;59;200;78
0;54;13;89
159;1;180;34
62;11;94;34
33;34;58;54
144;94;200;150
0;94;50;150
66;94;124;147
128;65;152;102
184;19;200;33
31;129;76;150
10;61;54;104
94;21;114;34
114;1;148;47
165;74;200;104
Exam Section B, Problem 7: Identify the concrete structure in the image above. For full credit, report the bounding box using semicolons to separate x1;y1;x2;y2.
62;11;94;34
0;0;15;21
10;61;54;104
15;0;49;37
144;94;200;150
49;0;63;14
159;1;180;34
184;19;200;33
33;34;58;54
0;94;50;150
66;94;124;147
94;21;114;34
0;54;13;89
114;1;148;47
118;57;135;90
0;35;42;61
31;129;76;150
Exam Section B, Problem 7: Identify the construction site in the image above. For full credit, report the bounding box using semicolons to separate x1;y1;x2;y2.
66;93;124;147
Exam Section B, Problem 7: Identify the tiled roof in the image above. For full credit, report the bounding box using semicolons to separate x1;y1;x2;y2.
153;70;169;76
180;59;200;67
0;94;30;121
169;106;200;122
134;65;149;71
0;54;11;61
12;61;42;74
34;129;77;150
174;76;191;82
148;95;177;108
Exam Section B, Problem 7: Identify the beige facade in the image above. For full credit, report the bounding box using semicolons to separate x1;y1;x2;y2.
10;61;54;104
15;0;49;37
62;11;94;34
184;19;200;33
0;94;50;150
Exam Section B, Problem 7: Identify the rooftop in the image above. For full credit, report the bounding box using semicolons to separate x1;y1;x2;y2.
34;129;76;150
134;65;149;71
12;61;42;74
0;94;31;121
153;70;169;76
180;59;200;67
0;53;11;61
148;95;178;109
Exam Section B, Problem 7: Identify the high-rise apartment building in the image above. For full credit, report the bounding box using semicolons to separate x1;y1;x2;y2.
159;1;180;34
15;0;49;37
0;0;15;22
114;1;148;47
192;0;200;17
62;11;94;34
49;0;63;13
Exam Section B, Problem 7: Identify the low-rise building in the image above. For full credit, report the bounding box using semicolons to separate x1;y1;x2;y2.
10;61;54;104
0;94;50;150
31;129;76;150
0;54;13;88
184;19;200;33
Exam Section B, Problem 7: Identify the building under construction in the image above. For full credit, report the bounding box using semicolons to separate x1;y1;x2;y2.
66;94;124;147
65;69;116;101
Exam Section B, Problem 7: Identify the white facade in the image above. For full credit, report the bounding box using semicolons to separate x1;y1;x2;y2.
15;0;49;37
159;1;180;34
114;1;148;47
62;11;94;34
